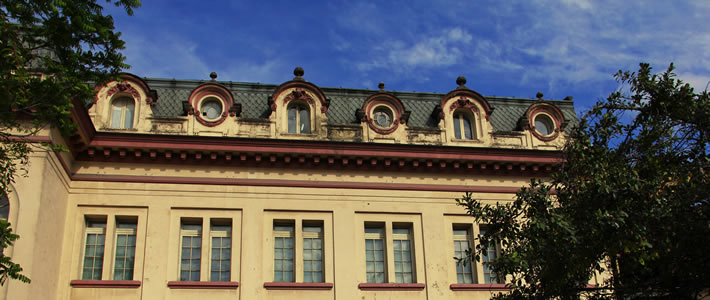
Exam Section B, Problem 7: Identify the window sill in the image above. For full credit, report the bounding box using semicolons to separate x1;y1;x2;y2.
263;282;334;290
358;283;425;291
70;280;141;288
450;283;509;291
167;281;239;289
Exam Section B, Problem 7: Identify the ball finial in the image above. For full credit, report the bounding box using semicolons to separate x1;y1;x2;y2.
536;92;544;99
456;76;467;88
378;82;385;91
209;72;217;81
294;67;305;77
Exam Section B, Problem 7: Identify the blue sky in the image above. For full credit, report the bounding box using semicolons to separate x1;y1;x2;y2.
106;0;710;114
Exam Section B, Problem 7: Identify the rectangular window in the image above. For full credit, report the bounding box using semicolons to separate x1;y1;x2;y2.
392;226;414;283
302;223;323;283
453;227;474;284
180;220;202;281
364;225;386;283
480;228;499;284
82;217;107;280
113;218;137;280
210;220;232;282
273;222;295;282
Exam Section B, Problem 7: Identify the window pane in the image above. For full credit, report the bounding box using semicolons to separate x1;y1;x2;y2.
394;239;414;283
111;103;123;128
463;116;472;139
123;99;135;128
453;115;462;139
288;107;297;133
299;107;310;134
179;222;202;281
274;236;294;282
365;236;385;283
82;219;106;280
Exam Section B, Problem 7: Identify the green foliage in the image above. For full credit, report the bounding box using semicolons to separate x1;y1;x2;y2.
0;219;29;284
0;0;140;285
457;63;710;299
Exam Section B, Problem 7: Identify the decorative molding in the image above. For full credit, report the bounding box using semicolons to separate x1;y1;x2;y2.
524;102;567;142
270;80;329;113
70;280;141;288
188;83;235;127
440;89;494;121
263;282;333;290
358;283;426;291
167;281;239;289
361;93;409;135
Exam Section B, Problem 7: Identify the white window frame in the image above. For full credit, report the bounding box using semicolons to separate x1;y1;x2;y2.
208;223;232;282
453;227;475;284
110;97;135;129
169;209;241;283
453;111;475;140
356;214;424;285
287;102;311;134
81;218;107;280
112;219;138;280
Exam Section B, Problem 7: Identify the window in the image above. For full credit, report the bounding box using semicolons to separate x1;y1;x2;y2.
373;106;394;129
302;224;323;283
179;220;202;281
210;221;232;282
534;114;555;136
392;226;414;283
200;97;223;120
82;217;107;280
264;212;332;288
453;227;474;284
113;218;137;280
273;222;295;282
287;103;310;134
453;112;474;140
110;97;135;129
178;218;234;282
479;228;500;284
0;194;8;220
364;225;386;283
363;222;417;284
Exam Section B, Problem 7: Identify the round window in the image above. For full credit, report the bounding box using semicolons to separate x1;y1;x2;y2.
373;107;393;128
534;114;555;135
201;98;223;120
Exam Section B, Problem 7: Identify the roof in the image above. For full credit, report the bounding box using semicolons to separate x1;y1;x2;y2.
142;77;578;132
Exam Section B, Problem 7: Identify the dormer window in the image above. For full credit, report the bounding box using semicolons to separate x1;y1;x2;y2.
534;114;554;136
288;103;310;134
110;97;135;129
200;97;223;120
453;112;474;140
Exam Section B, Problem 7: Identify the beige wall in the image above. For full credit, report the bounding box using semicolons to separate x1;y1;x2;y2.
1;148;540;300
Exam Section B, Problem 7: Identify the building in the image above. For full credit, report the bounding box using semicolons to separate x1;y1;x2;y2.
1;68;577;300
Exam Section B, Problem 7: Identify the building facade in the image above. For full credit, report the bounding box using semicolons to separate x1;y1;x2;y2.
1;68;578;300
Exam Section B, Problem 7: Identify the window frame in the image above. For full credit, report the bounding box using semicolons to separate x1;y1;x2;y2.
168;209;241;287
452;111;476;140
452;226;475;284
109;96;135;129
286;102;311;134
71;207;147;285
356;213;425;289
447;216;507;290
263;211;333;289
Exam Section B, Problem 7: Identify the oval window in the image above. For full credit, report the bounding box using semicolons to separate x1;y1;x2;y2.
201;98;223;120
534;114;555;136
373;107;393;128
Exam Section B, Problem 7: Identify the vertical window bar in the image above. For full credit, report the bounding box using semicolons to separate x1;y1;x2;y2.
179;221;202;281
303;224;323;283
210;221;232;282
82;218;107;280
273;223;294;282
364;226;386;283
113;219;137;280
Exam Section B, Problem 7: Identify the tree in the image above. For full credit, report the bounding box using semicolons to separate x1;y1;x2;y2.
457;63;710;299
0;0;140;285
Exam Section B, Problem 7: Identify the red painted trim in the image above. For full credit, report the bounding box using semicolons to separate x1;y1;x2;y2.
71;174;524;193
167;281;239;289
442;89;493;121
358;283;426;291
70;280;141;288
263;282;333;290
271;81;329;113
362;93;407;135
189;84;234;127
450;283;509;291
87;132;563;164
71;97;97;143
525;102;566;142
